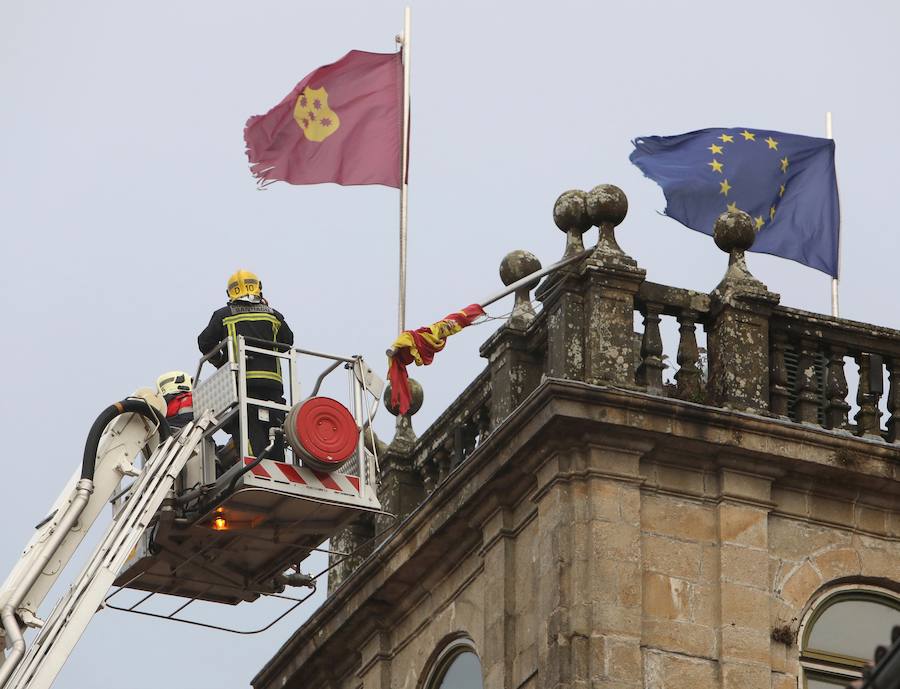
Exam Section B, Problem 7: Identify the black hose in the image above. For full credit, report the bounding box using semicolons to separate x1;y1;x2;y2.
226;434;278;494
81;399;170;481
173;484;205;507
182;431;284;519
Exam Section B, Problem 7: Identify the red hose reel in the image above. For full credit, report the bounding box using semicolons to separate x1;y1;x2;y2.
283;397;358;473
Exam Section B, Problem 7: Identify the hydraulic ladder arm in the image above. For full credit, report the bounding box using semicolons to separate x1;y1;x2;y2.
4;415;214;689
0;400;209;689
0;407;162;634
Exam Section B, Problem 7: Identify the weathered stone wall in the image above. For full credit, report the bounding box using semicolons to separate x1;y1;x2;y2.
255;386;900;689
767;491;900;688
253;185;900;689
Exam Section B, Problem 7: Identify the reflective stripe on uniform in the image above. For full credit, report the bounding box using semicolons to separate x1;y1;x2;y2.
223;313;283;383
246;371;283;382
222;313;280;326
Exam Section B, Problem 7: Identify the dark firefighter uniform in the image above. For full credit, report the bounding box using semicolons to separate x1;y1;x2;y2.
198;301;294;460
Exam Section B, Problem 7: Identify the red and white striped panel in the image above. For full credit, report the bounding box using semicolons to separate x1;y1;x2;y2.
241;458;360;495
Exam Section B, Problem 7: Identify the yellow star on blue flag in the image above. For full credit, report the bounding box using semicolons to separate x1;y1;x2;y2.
630;128;840;277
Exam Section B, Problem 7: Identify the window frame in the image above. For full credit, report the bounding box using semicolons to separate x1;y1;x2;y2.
420;636;481;689
798;584;900;688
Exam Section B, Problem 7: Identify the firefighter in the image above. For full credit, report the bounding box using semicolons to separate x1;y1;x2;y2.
156;370;194;430
198;270;294;460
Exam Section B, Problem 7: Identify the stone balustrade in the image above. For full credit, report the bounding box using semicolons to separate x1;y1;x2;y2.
327;182;900;592
634;281;710;401
407;369;491;494
386;183;900;511
769;307;900;440
402;184;900;501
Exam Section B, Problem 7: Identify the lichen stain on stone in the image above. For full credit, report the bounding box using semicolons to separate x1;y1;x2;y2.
567;337;583;362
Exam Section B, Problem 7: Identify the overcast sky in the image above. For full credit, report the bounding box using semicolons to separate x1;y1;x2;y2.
2;1;899;687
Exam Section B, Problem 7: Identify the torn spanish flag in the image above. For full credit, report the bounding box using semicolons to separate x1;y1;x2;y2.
387;304;485;414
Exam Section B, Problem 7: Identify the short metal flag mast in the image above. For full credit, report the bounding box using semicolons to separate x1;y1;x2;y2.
827;111;840;318
397;7;412;333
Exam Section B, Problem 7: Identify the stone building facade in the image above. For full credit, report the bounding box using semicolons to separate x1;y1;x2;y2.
252;186;900;689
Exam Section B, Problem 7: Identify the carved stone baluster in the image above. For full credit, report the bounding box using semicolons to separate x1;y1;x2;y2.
456;416;483;464
769;331;790;418
420;460;438;495
825;345;850;430
887;358;900;442
794;338;820;425
674;309;702;402
476;405;491;447
636;302;665;394
436;442;453;483
854;353;883;437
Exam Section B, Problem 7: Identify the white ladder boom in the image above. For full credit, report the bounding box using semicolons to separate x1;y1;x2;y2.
3;414;213;689
0;410;164;631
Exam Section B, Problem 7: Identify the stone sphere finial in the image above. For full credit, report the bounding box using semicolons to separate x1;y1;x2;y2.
553;190;591;233
586;184;628;228
585;184;630;261
500;250;542;330
500;250;542;288
383;378;424;417
713;209;756;254
712;209;762;285
553;190;591;259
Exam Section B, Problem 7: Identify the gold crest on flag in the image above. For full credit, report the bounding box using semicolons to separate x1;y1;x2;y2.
293;86;341;142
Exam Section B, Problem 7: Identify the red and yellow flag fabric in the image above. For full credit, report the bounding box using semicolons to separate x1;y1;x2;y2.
244;50;402;188
387;304;485;414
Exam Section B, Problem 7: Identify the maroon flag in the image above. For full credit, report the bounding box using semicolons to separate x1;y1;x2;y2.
244;50;402;188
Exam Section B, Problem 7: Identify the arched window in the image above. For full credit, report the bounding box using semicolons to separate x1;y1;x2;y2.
423;637;483;689
799;586;900;687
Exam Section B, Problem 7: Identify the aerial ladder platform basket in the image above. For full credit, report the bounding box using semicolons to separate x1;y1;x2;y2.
115;337;385;605
0;337;385;689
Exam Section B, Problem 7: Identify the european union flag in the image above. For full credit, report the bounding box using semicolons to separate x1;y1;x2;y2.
630;128;840;277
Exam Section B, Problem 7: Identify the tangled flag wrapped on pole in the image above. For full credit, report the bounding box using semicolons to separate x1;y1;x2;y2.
383;248;596;415
387;304;485;414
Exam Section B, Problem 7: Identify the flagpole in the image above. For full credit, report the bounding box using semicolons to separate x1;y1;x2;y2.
397;6;412;333
827;111;840;318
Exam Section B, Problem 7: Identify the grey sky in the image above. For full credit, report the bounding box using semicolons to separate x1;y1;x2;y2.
2;1;898;687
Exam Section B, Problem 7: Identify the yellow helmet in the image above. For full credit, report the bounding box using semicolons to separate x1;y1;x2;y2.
157;371;193;396
226;269;262;301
